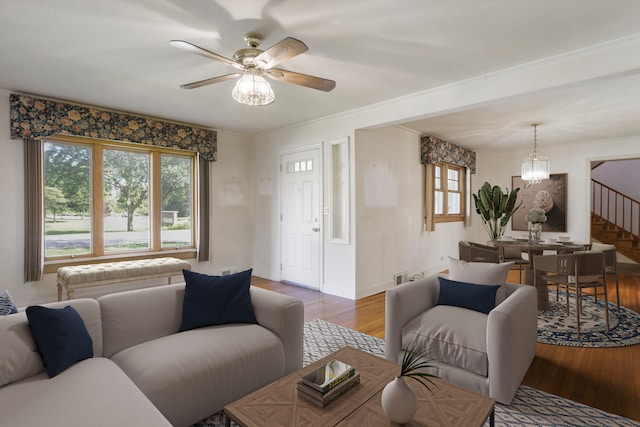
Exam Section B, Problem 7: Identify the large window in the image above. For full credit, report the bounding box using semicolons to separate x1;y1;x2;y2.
434;162;465;223
43;136;196;266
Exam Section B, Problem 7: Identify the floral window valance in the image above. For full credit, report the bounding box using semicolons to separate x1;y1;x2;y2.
10;94;217;161
420;134;475;174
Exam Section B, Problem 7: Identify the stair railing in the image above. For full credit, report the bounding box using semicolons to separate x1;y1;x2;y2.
591;179;640;240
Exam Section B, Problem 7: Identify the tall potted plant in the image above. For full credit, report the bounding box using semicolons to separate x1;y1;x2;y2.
472;182;521;241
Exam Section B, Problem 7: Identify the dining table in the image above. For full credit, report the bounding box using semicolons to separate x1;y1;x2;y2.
494;239;590;310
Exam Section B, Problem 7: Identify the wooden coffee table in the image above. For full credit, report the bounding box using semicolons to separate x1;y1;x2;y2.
224;346;495;426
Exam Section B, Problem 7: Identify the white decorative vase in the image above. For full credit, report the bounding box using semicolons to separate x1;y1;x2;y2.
381;376;417;423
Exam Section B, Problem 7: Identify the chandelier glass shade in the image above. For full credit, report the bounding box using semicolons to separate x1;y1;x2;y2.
232;69;275;106
521;124;549;184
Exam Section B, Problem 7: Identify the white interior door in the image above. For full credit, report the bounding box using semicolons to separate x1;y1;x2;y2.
280;148;321;289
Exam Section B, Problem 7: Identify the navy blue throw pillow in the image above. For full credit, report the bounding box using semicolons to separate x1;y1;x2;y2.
179;268;257;332
437;277;500;314
26;305;93;378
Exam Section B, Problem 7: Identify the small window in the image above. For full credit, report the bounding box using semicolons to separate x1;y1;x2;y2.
434;162;465;223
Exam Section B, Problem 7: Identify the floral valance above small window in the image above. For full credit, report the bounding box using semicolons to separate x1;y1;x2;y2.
10;94;217;161
420;134;475;174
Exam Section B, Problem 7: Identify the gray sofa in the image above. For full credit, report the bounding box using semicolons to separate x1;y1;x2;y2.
385;273;537;404
0;282;304;427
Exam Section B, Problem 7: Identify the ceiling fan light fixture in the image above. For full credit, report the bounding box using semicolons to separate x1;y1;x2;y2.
521;123;549;184
232;70;274;106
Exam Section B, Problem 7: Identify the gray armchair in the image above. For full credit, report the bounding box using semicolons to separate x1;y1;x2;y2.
385;274;537;405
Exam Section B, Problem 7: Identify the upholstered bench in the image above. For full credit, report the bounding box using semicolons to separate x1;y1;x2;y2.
56;257;191;301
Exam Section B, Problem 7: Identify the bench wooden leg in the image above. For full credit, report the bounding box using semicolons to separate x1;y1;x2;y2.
57;283;63;302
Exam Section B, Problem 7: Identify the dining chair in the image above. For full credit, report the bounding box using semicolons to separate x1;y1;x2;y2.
458;241;500;263
533;252;609;338
602;248;620;312
587;243;620;312
499;245;528;283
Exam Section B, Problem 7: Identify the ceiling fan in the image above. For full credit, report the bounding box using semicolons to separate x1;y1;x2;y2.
169;33;336;105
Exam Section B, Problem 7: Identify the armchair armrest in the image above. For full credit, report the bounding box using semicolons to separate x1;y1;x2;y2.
250;286;304;374
487;283;537;404
384;275;439;362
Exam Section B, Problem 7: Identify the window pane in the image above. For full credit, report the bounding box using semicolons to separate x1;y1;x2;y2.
161;155;193;248
448;192;461;214
103;149;150;252
448;168;459;191
435;191;444;214
44;142;92;257
435;166;441;189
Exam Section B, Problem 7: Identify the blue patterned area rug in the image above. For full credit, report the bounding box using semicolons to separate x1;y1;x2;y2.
195;319;639;427
538;289;640;348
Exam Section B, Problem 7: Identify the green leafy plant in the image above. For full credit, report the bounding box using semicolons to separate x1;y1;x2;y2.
400;343;439;393
472;182;522;241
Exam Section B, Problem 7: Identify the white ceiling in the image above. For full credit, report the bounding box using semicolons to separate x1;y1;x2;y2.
2;0;640;151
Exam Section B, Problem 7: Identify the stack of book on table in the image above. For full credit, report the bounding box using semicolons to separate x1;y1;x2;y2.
297;359;360;408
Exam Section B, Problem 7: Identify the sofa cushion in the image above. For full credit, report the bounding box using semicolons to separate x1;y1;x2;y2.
0;290;18;315
0;357;171;427
112;323;285;426
26;305;93;378
448;257;513;304
0;299;103;388
437;277;500;314
402;305;488;377
179;269;257;332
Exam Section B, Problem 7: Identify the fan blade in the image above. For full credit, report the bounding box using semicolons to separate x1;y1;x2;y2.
169;40;243;70
253;37;308;69
267;68;336;92
180;73;241;89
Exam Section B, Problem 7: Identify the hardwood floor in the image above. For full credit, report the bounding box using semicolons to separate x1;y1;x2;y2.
251;270;640;421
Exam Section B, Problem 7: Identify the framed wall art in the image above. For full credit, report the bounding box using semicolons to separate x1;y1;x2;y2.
511;173;567;232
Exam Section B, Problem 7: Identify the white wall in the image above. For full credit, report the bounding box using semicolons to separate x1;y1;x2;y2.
0;90;254;306
252;115;358;298
0;91;27;302
208;130;255;276
253;120;470;300
253;107;640;301
471;136;640;243
355;127;467;299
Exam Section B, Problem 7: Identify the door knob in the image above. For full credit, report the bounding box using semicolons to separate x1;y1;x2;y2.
312;227;320;232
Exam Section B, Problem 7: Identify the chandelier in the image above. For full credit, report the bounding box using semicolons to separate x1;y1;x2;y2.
231;67;275;106
521;123;549;184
